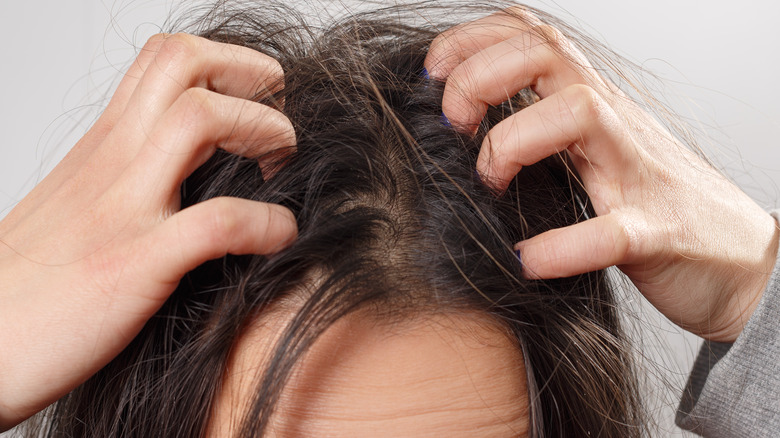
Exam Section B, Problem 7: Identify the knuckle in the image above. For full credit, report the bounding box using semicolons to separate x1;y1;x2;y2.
610;219;631;261
447;61;478;96
135;33;169;69
532;24;566;47
504;6;542;26
428;27;465;67
608;214;641;263
565;84;602;125
227;45;285;93
155;32;201;70
144;33;168;47
429;31;454;54
176;88;217;123
140;33;168;55
504;5;528;15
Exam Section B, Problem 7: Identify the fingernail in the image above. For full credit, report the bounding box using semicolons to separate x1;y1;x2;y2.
514;249;523;265
440;112;452;128
421;67;430;80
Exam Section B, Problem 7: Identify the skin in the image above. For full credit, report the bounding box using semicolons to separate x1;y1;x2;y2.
207;305;528;437
0;5;777;431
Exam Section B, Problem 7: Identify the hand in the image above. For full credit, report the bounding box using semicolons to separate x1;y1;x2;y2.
0;33;298;430
425;8;779;344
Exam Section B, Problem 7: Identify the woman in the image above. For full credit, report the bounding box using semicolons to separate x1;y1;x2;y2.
1;1;777;436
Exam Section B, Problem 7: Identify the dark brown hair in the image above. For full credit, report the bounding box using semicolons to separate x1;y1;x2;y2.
31;1;646;436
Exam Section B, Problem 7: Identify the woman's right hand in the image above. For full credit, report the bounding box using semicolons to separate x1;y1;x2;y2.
425;8;779;344
0;33;298;430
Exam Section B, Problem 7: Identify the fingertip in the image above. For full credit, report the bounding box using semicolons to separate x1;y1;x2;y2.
270;112;298;151
273;203;299;238
514;248;522;263
254;202;298;254
426;23;475;81
475;148;511;193
440;112;452;128
441;83;486;134
476;173;510;196
423;43;451;80
474;149;490;182
258;138;296;181
514;243;541;280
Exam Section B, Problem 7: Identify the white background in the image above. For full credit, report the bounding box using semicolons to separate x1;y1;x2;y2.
2;1;779;435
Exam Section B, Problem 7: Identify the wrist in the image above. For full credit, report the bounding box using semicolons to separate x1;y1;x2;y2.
708;214;780;343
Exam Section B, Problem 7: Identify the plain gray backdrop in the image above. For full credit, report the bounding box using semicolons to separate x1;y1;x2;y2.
2;1;778;435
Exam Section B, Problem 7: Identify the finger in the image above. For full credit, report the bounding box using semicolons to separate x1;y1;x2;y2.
105;34;285;160
96;34;170;133
143;197;297;285
443;27;594;131
425;6;543;79
119;87;295;200
477;84;634;191
516;213;639;280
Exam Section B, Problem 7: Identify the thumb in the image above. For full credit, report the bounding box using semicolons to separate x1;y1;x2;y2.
516;214;634;279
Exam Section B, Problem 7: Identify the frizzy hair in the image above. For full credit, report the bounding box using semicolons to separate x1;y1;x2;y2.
31;1;647;436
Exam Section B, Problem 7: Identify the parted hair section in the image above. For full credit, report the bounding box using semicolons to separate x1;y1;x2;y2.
31;1;645;437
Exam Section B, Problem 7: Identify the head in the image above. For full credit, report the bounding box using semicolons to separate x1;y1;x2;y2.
37;2;644;437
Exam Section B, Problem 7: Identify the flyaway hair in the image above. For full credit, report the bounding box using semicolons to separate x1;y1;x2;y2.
29;1;647;436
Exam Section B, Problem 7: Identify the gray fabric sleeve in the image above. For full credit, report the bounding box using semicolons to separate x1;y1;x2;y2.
676;211;780;437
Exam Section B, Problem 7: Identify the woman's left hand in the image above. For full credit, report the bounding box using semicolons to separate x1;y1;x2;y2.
424;7;779;344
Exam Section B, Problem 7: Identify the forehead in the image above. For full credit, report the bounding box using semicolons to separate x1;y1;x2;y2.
209;309;529;437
